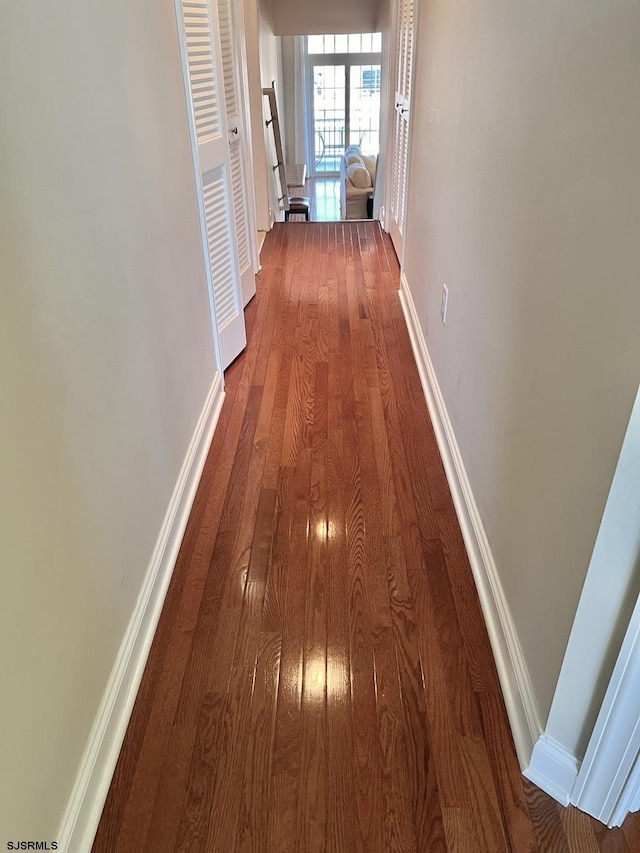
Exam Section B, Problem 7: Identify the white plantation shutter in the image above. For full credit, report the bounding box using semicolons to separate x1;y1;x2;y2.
178;0;246;368
391;106;403;229
390;0;415;260
406;0;414;101
203;168;241;332
182;0;222;142
398;120;408;233
229;145;250;273
217;0;238;117
215;0;256;306
398;0;408;95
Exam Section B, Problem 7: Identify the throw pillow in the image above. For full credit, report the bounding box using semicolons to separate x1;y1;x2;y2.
345;153;365;168
361;154;377;183
347;163;372;189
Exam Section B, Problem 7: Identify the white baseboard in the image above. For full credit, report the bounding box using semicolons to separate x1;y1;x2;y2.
398;274;542;770
57;373;225;852
524;735;580;806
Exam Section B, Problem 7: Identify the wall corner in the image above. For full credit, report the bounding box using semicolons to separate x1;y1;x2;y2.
523;734;580;807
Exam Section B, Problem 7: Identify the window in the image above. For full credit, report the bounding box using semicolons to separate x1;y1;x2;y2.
307;32;382;55
361;68;381;93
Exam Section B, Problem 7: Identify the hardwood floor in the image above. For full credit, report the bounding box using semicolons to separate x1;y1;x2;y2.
93;223;640;852
288;177;342;222
308;177;341;222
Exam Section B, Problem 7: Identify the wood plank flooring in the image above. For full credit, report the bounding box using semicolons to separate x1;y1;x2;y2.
93;222;640;852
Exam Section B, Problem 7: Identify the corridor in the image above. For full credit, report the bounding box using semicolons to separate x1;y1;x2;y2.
93;223;640;852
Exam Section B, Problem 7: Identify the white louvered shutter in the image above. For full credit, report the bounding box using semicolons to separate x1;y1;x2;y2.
216;0;257;306
179;0;246;369
203;170;238;329
390;0;415;261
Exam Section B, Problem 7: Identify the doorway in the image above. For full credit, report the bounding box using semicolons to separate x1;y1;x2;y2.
307;33;382;177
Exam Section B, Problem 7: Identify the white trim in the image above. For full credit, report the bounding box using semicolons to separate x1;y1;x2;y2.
524;735;580;806
629;757;640;815
571;592;640;827
57;374;225;852
398;273;543;769
610;754;640;827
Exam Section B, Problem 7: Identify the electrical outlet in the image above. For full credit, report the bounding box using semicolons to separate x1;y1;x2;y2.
440;284;449;324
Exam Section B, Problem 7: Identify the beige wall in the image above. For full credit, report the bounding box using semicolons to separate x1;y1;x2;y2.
244;0;272;229
272;0;378;36
244;0;284;227
259;0;286;222
279;36;297;164
0;0;217;837
402;0;640;728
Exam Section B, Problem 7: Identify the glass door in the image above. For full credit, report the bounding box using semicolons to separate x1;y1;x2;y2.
312;65;346;174
349;65;381;154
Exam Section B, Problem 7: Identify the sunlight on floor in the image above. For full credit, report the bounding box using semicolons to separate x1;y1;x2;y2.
310;177;341;222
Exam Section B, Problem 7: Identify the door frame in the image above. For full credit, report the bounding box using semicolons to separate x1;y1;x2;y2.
305;41;383;178
571;591;640;826
568;384;640;826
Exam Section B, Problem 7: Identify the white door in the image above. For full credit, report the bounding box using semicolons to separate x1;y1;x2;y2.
177;0;246;369
217;0;258;306
389;0;415;261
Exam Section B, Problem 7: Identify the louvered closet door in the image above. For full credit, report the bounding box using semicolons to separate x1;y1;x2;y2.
217;0;256;307
178;0;246;369
390;0;415;261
